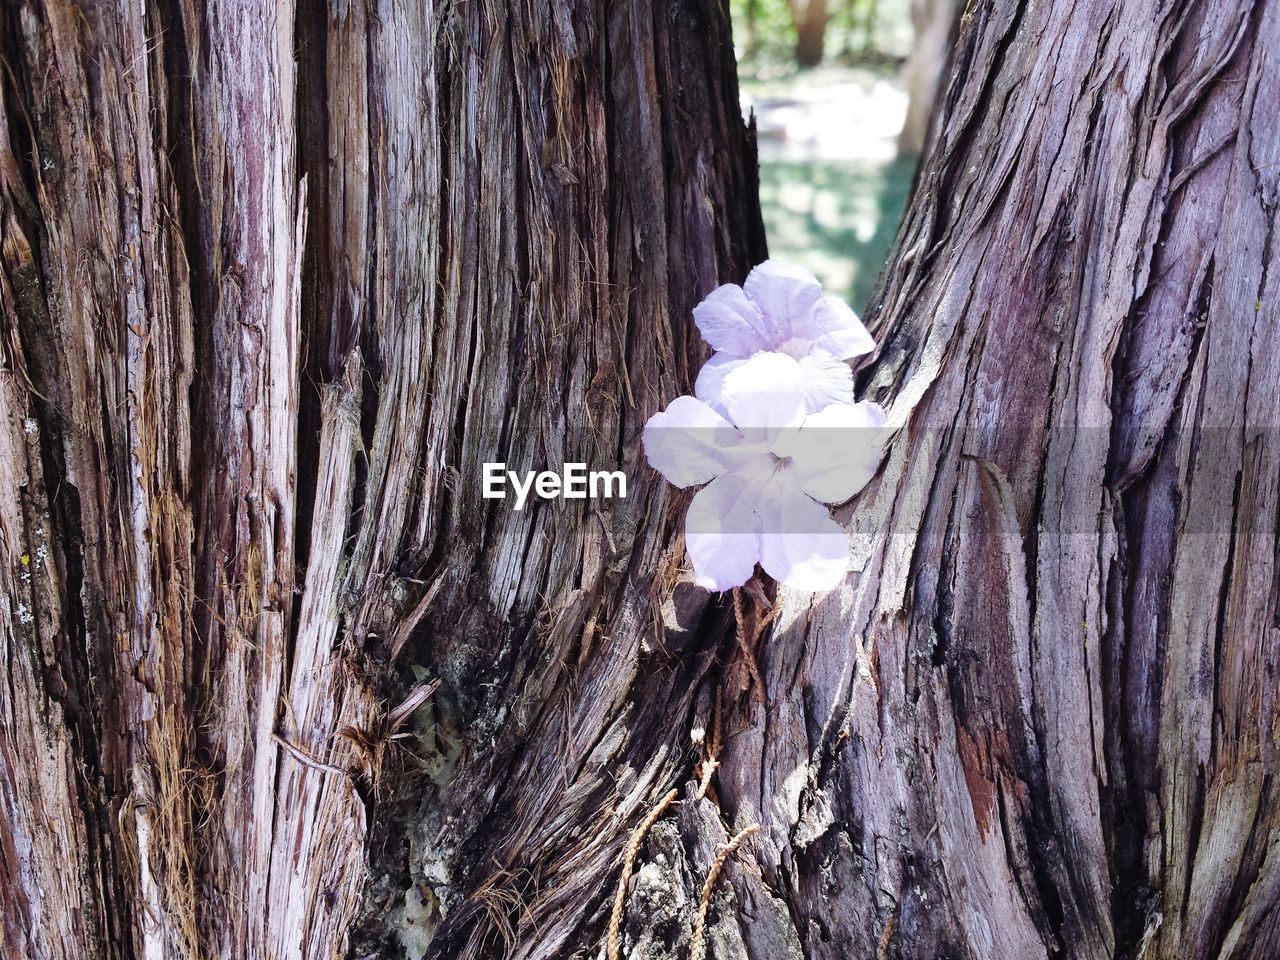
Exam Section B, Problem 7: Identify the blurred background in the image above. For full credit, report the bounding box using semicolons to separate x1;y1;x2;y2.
732;0;954;312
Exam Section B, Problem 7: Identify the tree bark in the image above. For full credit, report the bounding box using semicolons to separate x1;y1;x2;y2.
2;3;1278;960
723;0;1278;957
0;1;760;958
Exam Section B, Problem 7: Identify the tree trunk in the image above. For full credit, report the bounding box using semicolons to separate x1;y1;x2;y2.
0;2;761;958
2;4;1278;960
791;0;831;67
745;0;762;58
898;0;956;154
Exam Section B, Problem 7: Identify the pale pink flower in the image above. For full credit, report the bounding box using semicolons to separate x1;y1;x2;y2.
644;353;885;592
692;260;875;416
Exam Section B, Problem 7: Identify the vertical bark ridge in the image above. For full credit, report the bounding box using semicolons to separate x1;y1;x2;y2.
2;4;201;956
341;2;766;957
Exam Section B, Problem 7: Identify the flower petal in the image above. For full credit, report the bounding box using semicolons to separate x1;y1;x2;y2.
743;260;823;340
807;295;876;360
693;284;773;357
686;472;764;591
757;476;849;592
796;352;854;412
642;396;744;488
693;352;745;419
788;401;888;503
719;352;806;444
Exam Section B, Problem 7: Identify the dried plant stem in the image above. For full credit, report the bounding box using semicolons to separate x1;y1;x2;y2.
878;911;898;960
695;689;723;800
606;789;679;960
758;595;783;632
690;823;760;960
731;588;765;697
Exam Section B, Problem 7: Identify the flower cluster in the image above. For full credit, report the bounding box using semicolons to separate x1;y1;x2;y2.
643;261;885;593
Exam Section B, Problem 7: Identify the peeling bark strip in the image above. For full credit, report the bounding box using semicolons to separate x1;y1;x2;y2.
0;3;1277;960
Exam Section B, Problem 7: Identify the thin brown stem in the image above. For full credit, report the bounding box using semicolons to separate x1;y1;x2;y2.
606;789;679;960
690;823;761;960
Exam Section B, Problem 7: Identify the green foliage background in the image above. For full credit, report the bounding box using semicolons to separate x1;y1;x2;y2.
731;0;918;313
730;0;913;79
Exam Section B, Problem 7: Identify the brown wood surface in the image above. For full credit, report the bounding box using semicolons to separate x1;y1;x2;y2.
1;1;1276;959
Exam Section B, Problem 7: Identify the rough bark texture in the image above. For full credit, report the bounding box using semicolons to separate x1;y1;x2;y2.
1;2;1278;960
728;0;1279;957
0;1;760;958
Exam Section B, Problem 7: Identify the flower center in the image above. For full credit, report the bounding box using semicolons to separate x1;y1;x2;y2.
769;453;795;472
774;337;812;358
